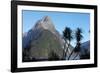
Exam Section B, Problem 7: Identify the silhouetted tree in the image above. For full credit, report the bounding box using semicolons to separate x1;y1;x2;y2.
68;28;83;60
73;28;83;60
63;27;73;59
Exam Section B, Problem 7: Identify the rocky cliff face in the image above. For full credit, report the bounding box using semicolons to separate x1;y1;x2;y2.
33;16;55;33
22;16;64;62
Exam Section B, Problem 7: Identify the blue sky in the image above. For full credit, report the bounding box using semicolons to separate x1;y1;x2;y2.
22;10;90;46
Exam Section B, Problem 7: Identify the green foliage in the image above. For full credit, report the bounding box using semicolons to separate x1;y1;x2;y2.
48;50;60;61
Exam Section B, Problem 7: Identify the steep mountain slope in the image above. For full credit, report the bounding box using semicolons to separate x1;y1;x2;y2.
23;16;63;49
29;29;63;60
22;16;64;61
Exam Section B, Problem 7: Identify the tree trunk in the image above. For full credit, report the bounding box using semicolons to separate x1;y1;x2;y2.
63;40;66;60
68;48;74;60
73;52;79;60
65;43;70;58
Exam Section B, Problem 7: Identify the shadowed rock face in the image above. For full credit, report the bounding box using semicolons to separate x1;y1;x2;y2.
80;41;90;59
22;16;65;61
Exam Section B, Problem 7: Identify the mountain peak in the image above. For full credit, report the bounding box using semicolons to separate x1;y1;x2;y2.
42;16;51;22
34;16;55;33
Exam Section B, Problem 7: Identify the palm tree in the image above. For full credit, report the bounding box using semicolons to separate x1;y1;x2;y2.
63;27;73;59
73;28;83;60
68;28;83;60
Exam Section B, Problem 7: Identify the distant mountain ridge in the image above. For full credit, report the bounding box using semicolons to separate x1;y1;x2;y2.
81;41;90;54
